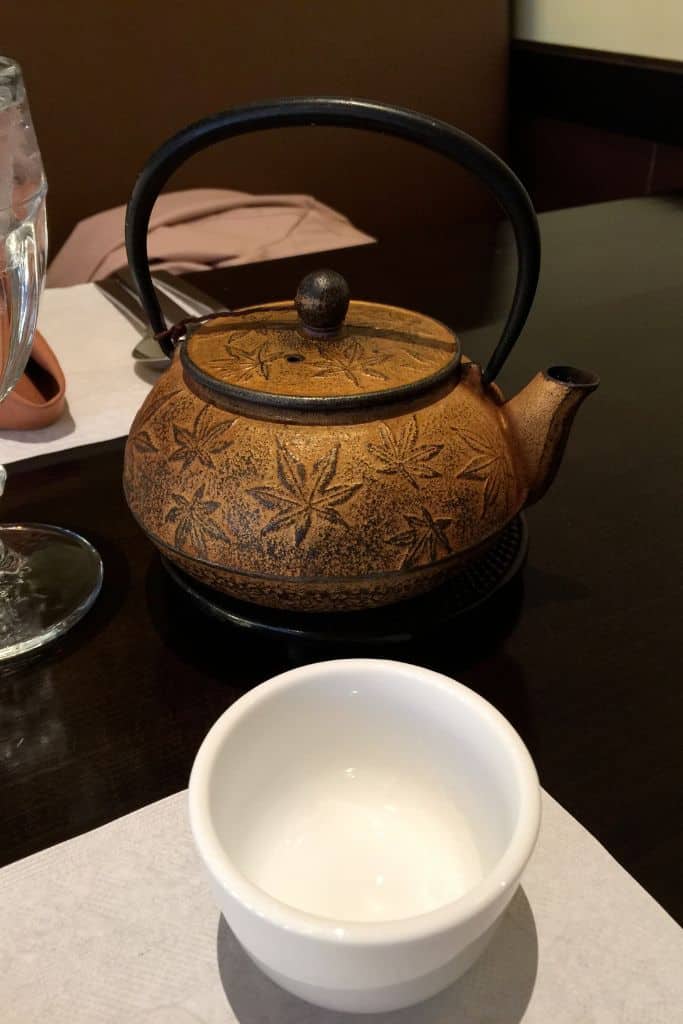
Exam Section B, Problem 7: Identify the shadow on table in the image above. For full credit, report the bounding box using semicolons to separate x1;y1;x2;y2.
144;553;534;748
0;403;76;447
521;563;591;608
146;553;525;671
134;361;167;386
144;555;288;689
216;887;538;1024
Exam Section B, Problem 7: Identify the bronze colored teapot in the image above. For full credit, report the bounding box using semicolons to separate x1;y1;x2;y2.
124;99;598;612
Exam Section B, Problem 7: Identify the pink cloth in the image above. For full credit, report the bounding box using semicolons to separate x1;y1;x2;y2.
47;189;374;286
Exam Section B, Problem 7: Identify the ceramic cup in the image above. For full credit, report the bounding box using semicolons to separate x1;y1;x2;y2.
189;659;541;1013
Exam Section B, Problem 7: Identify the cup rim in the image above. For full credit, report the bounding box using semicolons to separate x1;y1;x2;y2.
189;658;541;946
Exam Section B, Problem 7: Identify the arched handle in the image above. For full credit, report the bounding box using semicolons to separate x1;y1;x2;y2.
125;97;540;383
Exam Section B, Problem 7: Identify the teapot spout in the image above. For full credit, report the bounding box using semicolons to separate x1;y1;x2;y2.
504;366;599;506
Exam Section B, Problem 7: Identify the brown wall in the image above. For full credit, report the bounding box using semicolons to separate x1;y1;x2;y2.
3;1;509;255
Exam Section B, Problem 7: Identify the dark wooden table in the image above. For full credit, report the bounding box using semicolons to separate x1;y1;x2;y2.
1;197;681;924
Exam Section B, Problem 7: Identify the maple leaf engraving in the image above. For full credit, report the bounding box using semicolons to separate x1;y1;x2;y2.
169;406;236;471
130;385;183;454
249;440;362;547
209;339;283;384
131;430;158;454
165;484;230;557
135;385;182;430
453;425;514;516
311;340;390;387
398;346;433;365
388;506;455;569
367;416;443;490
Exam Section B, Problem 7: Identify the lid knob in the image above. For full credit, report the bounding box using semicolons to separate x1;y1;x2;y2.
295;269;350;336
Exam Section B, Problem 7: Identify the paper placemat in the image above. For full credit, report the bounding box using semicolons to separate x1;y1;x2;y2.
1;789;680;1023
0;284;158;465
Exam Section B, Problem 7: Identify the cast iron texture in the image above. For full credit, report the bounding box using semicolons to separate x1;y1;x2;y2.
179;298;461;412
125;351;522;611
295;269;351;335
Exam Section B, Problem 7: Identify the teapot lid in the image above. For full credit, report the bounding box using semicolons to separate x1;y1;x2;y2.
181;269;461;412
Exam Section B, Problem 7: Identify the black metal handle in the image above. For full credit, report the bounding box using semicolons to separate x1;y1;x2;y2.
125;97;540;383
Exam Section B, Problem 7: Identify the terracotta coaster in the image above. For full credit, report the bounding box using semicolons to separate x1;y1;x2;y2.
0;331;66;430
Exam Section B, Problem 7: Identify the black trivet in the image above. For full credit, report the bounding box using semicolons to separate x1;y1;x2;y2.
162;515;527;644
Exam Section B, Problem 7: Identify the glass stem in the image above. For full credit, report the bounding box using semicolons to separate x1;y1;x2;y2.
0;465;5;564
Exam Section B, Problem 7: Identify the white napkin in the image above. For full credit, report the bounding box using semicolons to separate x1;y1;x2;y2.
0;789;680;1023
0;284;157;464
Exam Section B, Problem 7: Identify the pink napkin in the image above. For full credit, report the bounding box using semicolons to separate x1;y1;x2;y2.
47;188;374;286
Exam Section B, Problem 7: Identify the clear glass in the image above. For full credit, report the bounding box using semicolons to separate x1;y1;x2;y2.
0;56;47;400
0;56;102;661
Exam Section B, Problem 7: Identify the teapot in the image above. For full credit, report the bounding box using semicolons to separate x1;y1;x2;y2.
123;98;598;612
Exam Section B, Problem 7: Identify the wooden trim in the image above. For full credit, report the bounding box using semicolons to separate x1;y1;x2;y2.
510;40;683;146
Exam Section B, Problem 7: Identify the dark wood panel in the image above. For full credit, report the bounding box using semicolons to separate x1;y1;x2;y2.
651;142;683;192
511;41;683;146
514;117;656;211
510;42;683;210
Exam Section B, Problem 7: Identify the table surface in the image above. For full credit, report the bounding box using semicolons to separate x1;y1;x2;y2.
1;196;681;924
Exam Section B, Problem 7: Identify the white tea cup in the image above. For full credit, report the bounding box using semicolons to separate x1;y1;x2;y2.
189;659;540;1013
